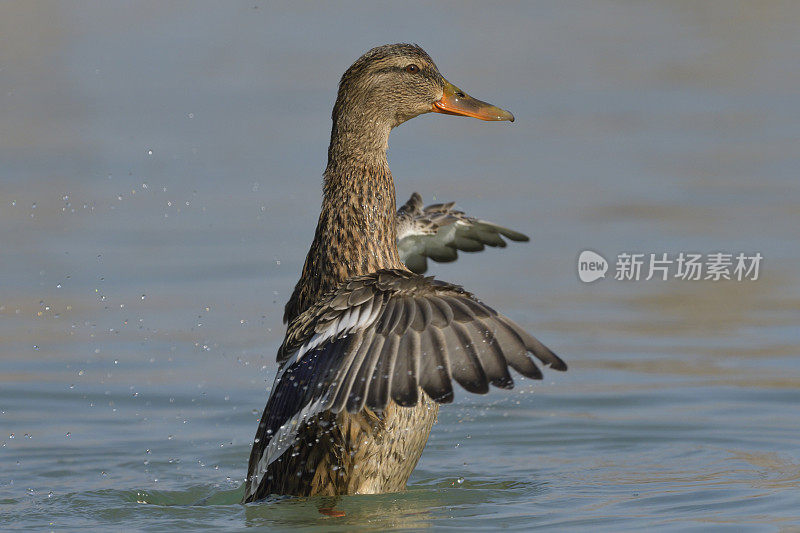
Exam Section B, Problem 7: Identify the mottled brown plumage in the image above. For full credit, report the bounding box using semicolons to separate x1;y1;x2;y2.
249;395;439;497
244;44;564;503
284;44;440;325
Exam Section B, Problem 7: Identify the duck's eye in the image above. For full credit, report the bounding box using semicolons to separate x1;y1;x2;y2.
404;64;420;73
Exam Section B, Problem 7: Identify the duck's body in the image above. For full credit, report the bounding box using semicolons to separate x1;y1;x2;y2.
253;127;438;498
244;44;565;502
250;391;438;497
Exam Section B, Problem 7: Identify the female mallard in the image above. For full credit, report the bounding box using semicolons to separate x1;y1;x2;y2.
244;43;566;502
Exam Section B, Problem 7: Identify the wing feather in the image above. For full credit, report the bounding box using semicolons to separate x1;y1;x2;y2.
448;320;490;394
463;319;514;389
483;316;543;379
347;333;386;413
391;330;420;407
327;329;368;413
367;334;400;410
418;327;454;403
394;297;416;335
411;297;432;332
427;295;454;326
250;269;566;490
397;193;530;274
440;295;477;323
496;315;567;371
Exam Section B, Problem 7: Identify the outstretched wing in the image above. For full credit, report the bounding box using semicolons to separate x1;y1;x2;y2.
397;192;530;274
246;270;565;495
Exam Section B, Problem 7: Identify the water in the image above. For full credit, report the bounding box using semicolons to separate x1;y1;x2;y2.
2;1;799;530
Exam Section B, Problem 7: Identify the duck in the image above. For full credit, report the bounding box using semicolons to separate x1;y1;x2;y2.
243;43;566;502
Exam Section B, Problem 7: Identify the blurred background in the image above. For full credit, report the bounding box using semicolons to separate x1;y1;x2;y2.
1;1;799;530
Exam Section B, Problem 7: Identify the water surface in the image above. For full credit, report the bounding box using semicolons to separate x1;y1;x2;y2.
2;2;800;531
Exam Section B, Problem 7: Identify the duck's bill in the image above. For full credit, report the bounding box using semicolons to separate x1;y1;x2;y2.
432;80;515;122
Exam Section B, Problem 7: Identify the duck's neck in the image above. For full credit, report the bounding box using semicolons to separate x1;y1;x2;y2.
284;121;402;324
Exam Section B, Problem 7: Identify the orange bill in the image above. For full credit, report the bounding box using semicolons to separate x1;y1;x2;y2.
432;80;515;122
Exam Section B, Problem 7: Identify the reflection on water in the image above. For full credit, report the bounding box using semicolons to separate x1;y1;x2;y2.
1;1;800;531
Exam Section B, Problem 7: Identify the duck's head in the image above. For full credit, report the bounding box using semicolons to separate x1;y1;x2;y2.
332;43;514;134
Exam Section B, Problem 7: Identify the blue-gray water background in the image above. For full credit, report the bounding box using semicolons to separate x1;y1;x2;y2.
2;1;799;531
